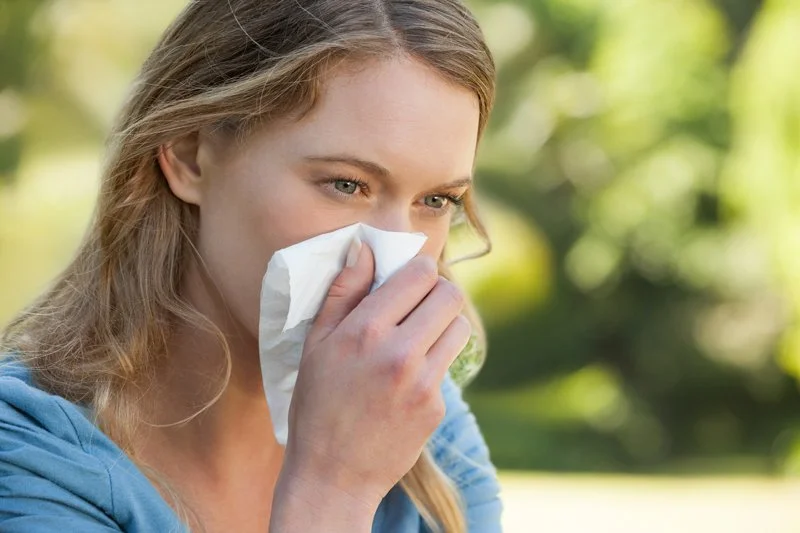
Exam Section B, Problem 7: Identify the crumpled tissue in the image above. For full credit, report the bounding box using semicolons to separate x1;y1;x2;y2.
258;222;427;445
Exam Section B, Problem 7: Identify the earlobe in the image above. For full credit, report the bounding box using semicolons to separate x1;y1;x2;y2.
158;133;204;206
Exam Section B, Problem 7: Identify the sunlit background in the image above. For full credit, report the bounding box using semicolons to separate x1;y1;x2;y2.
2;0;800;531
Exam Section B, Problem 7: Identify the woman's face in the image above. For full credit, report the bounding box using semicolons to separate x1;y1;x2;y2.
162;57;480;339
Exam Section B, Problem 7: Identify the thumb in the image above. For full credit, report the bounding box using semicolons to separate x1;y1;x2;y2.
311;236;375;340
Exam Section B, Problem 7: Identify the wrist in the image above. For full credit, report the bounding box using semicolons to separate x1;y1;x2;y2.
270;458;381;532
283;440;386;508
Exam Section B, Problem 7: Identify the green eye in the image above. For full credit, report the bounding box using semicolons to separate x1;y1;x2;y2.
334;180;359;194
424;195;448;209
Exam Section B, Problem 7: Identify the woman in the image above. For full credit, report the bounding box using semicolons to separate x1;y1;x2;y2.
0;0;500;531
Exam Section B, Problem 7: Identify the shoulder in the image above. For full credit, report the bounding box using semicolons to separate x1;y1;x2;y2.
0;359;95;443
430;373;497;485
428;373;503;530
0;358;189;532
0;358;118;526
0;358;106;464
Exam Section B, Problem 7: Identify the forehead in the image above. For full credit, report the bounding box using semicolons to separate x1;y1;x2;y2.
252;56;481;181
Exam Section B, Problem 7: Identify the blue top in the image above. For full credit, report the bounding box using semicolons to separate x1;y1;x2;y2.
0;359;502;532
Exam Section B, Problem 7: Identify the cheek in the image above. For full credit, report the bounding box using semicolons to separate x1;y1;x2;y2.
194;203;279;337
194;174;353;336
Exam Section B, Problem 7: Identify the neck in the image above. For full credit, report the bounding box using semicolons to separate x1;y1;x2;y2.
136;262;282;489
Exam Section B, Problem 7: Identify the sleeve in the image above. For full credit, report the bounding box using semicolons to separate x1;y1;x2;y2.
428;374;503;532
0;384;123;532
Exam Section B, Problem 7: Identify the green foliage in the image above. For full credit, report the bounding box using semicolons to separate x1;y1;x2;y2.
0;0;48;179
460;0;800;473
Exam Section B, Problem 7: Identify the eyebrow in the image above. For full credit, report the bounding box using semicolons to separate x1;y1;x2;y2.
304;154;473;189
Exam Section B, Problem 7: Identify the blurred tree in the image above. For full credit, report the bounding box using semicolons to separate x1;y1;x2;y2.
0;0;48;181
721;0;800;473
462;0;800;473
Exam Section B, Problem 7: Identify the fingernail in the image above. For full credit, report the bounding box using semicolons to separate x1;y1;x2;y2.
346;235;362;268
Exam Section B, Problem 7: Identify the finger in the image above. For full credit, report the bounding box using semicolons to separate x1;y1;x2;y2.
311;237;375;340
396;277;465;355
357;254;439;326
424;314;472;383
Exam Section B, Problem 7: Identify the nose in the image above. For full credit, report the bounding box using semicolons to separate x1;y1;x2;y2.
362;204;441;261
364;206;414;234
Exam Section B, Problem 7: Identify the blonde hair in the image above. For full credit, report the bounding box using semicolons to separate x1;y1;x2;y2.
1;1;495;531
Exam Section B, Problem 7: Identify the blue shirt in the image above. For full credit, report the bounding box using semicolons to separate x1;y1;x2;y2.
0;360;502;532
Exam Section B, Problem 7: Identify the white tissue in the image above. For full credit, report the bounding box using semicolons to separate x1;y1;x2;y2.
258;222;428;445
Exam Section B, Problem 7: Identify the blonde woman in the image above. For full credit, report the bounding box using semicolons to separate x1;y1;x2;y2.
0;1;500;531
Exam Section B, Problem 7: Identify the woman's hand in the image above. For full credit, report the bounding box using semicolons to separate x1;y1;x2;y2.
270;238;471;530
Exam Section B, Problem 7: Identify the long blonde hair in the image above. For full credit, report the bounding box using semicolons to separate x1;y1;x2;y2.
1;1;495;531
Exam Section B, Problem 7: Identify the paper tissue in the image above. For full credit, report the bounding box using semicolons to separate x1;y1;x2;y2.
258;222;428;445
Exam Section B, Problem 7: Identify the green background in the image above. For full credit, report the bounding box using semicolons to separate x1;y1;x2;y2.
2;0;800;478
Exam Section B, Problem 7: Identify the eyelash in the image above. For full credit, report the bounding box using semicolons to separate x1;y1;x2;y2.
320;174;466;216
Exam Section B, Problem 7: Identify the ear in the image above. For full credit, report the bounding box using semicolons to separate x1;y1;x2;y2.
158;132;204;206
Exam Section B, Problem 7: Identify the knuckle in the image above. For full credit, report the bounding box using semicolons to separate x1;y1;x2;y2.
410;256;439;287
414;380;438;404
423;393;447;426
358;318;385;344
386;353;413;384
438;278;465;309
408;379;444;416
392;340;414;361
432;396;446;420
454;314;472;337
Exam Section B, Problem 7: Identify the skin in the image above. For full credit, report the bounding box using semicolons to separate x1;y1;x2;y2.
149;54;480;533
